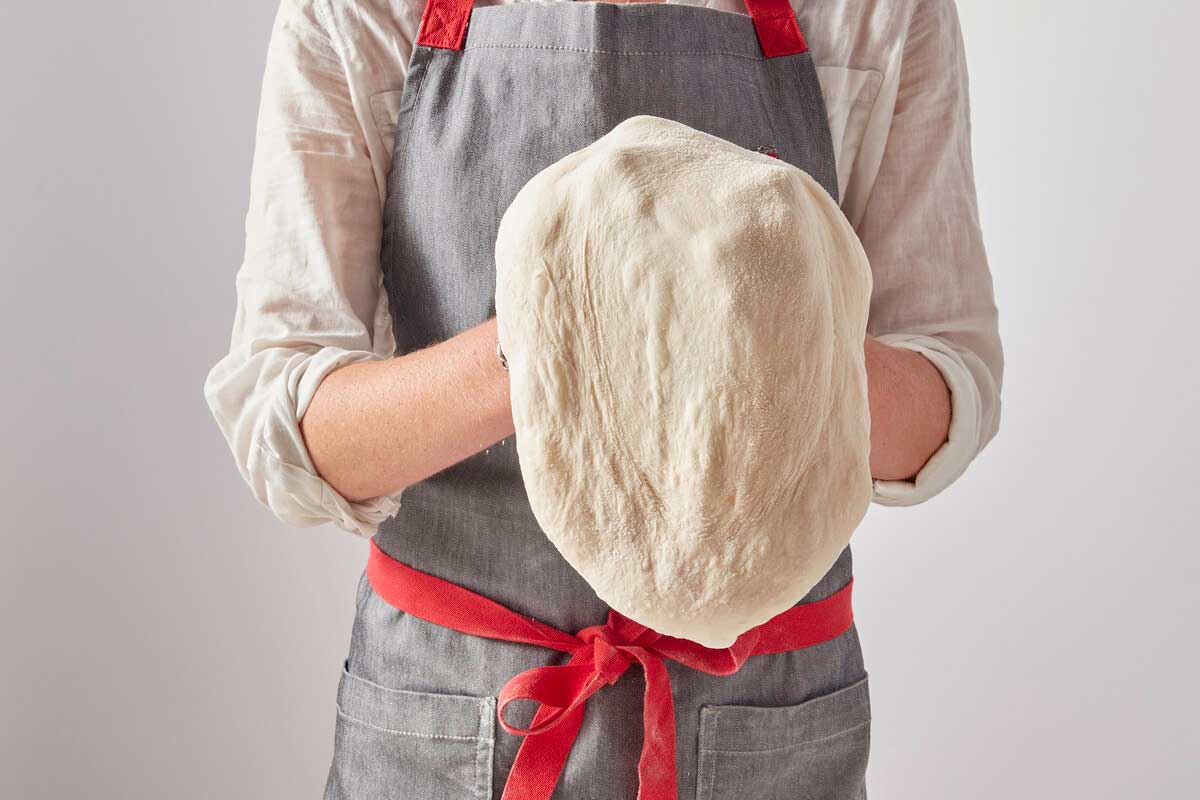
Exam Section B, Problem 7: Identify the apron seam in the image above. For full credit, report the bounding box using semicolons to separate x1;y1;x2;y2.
333;707;481;741
461;42;769;60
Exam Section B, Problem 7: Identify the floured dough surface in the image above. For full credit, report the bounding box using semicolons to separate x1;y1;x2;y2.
495;115;873;648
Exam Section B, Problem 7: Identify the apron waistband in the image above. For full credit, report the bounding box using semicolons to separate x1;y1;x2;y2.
416;0;809;58
366;540;854;800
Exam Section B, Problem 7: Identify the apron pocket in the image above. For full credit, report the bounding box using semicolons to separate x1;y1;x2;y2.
696;675;871;800
325;663;496;800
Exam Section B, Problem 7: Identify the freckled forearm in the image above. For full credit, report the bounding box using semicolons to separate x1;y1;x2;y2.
864;336;952;482
299;317;515;503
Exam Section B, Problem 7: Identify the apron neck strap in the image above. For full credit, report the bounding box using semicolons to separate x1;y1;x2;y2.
416;0;808;58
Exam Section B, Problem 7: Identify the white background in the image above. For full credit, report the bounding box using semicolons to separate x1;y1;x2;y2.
1;1;1196;797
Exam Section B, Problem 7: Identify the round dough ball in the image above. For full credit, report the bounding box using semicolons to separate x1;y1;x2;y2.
495;115;872;649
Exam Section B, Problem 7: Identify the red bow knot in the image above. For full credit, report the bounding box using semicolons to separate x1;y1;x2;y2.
497;611;685;800
585;630;635;685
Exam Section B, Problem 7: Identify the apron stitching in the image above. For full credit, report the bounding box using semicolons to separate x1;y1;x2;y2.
383;50;433;355
460;43;769;61
699;709;719;800
476;697;496;800
333;707;481;741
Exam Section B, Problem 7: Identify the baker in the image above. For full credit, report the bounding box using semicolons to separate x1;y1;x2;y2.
204;1;1004;798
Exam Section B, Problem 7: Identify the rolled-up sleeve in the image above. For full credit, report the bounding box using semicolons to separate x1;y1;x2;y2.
855;0;1004;506
203;0;400;536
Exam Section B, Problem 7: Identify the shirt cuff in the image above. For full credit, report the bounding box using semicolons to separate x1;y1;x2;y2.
262;347;402;537
868;333;982;507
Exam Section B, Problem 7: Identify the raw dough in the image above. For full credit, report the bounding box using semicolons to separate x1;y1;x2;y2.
495;115;873;649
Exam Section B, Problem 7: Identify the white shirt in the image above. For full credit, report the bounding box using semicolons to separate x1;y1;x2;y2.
203;0;1003;537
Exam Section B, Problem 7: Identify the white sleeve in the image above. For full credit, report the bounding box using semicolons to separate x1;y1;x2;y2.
855;0;1004;506
202;0;401;536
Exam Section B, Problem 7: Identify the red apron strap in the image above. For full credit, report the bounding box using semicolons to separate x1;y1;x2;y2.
416;0;808;57
415;0;475;51
741;0;808;57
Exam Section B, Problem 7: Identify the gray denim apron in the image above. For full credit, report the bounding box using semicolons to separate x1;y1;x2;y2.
325;2;871;799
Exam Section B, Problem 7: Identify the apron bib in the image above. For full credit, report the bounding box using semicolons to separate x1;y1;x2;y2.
327;3;871;799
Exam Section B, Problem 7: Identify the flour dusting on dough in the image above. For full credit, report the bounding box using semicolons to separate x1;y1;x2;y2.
495;116;872;648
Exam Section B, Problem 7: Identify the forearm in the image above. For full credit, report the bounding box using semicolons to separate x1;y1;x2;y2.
302;324;950;502
300;317;513;503
865;336;952;482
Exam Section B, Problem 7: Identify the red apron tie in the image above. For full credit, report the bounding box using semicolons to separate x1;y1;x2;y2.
366;540;854;800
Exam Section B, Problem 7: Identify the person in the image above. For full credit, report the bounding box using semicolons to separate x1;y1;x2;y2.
203;0;1003;797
